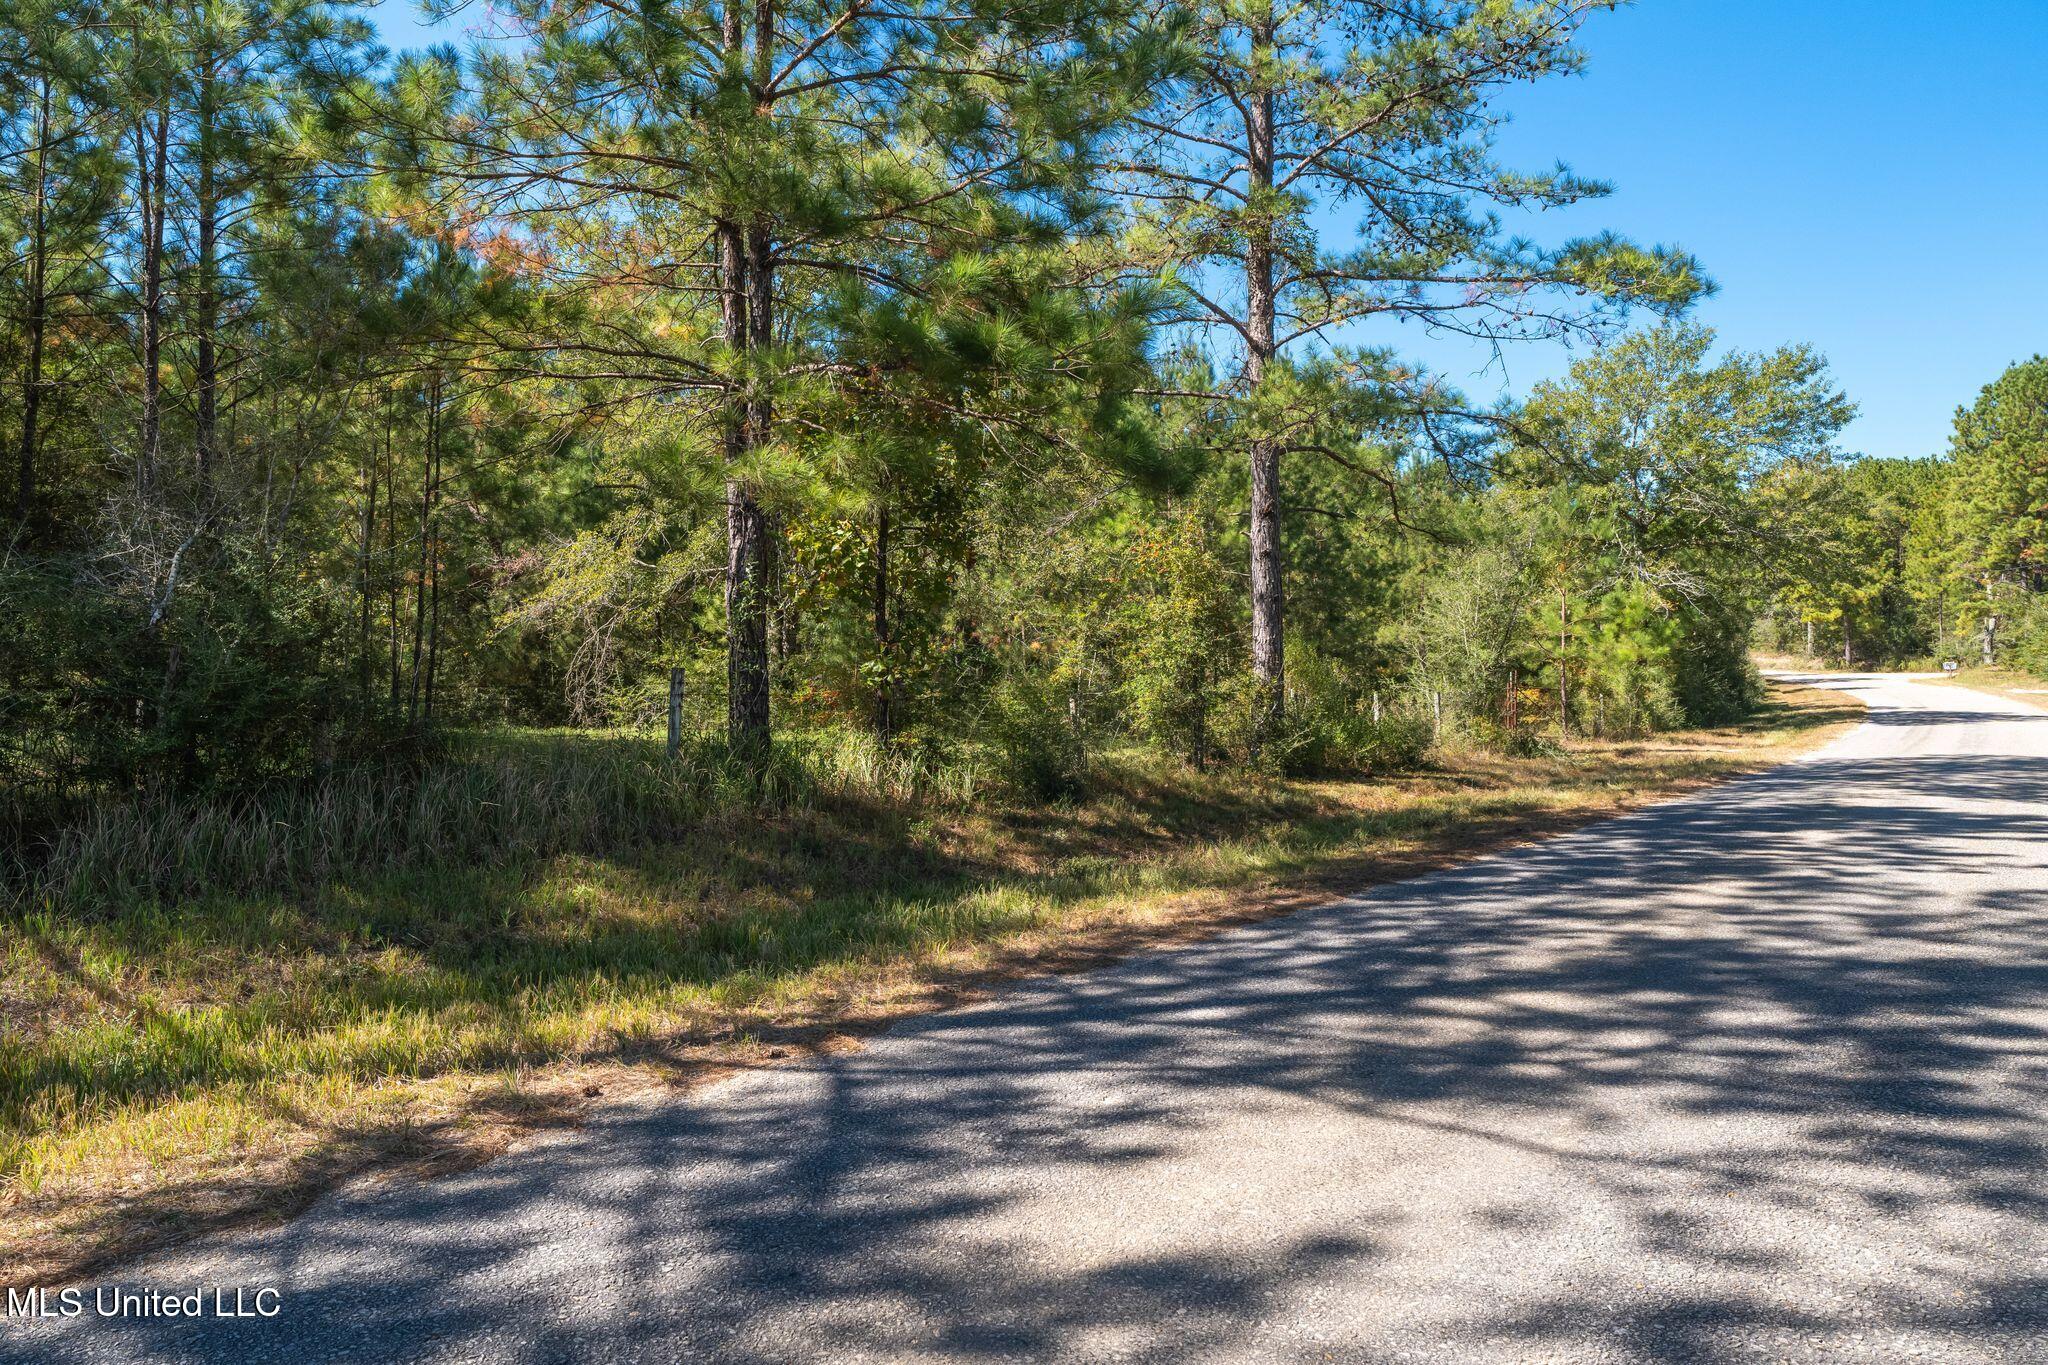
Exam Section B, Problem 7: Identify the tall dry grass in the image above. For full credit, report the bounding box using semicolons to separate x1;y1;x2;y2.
2;727;982;916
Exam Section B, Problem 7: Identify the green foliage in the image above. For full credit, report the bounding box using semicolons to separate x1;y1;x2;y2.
1666;600;1759;726
0;0;1868;880
1115;505;1238;765
1767;357;2048;673
1951;356;2048;589
1404;509;1544;739
1514;324;1853;599
1389;326;1851;741
2;725;986;914
1115;0;1711;739
1259;641;1434;777
1125;1;1709;350
985;670;1090;801
0;545;376;811
2007;593;2048;677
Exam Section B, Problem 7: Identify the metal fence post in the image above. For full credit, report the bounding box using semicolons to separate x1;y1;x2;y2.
667;668;684;757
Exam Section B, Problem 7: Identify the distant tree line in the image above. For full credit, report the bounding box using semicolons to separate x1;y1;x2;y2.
1763;356;2048;673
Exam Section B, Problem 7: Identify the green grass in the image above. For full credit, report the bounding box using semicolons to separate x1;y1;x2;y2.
0;684;1858;1285
5;726;976;916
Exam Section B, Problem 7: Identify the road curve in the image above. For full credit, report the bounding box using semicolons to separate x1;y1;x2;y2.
7;673;2045;1364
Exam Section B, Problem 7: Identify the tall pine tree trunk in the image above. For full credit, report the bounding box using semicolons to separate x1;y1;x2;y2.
356;412;379;708
715;2;781;763
385;408;401;712
194;61;219;487
136;110;168;491
424;395;444;721
14;79;51;529
407;377;436;725
872;497;892;740
1244;12;1284;751
718;216;771;758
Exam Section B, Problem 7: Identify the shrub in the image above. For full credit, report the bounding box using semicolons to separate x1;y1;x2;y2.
1117;510;1239;767
1242;644;1435;776
983;672;1089;800
1668;601;1761;726
2007;594;2048;677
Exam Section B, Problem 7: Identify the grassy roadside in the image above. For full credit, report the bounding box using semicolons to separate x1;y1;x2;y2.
1750;651;1870;674
1918;664;2048;709
2;680;1861;1287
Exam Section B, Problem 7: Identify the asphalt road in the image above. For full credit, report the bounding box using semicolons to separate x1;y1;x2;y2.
7;672;2045;1364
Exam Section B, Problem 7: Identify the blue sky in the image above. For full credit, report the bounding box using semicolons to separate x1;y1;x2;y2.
364;0;2048;460
1419;0;2048;462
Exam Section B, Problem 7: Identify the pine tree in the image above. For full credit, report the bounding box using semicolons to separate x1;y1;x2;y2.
1947;356;2048;662
0;0;118;537
1114;0;1706;746
384;0;1169;762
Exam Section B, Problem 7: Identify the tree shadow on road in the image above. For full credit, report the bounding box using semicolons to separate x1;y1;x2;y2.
13;748;2046;1363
